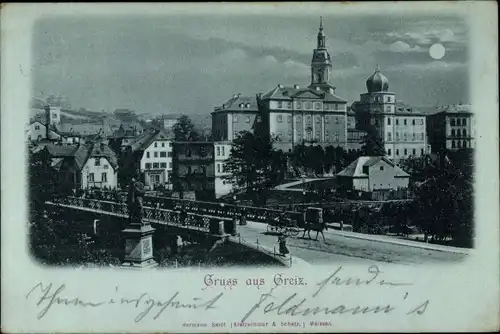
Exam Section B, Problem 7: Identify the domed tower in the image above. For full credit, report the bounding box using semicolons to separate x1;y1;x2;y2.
366;65;389;93
309;17;335;94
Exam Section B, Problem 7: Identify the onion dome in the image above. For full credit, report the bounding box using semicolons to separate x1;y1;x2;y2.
366;65;389;93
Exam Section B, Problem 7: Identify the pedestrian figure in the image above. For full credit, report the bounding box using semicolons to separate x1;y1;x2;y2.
278;233;289;256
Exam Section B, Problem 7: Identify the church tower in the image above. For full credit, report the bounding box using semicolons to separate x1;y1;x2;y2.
309;17;334;94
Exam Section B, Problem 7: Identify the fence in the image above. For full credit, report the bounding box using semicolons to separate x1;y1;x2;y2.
81;189;304;225
51;196;237;234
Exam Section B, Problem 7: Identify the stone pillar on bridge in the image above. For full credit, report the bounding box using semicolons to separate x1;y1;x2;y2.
122;222;157;269
122;176;158;269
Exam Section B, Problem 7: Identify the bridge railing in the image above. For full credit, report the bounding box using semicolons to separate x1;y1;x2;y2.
53;196;236;233
80;189;304;225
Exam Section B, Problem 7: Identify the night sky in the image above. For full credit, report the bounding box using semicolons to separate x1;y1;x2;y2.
32;13;469;116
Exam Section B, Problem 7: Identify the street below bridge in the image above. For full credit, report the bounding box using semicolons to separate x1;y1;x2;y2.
236;221;468;266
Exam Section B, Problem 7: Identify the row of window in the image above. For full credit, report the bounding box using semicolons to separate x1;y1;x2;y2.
387;132;425;141
276;101;342;111
387;148;425;157
216;146;227;156
146;151;173;158
93;159;109;168
372;96;393;103
387;118;424;126
216;163;228;173
275;115;343;125
233;115;252;123
450;118;468;126
153;141;171;148
451;140;469;149
88;172;108;182
450;129;468;137
145;162;171;169
275;130;341;141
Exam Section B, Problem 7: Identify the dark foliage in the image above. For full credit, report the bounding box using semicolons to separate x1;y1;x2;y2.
172;115;200;141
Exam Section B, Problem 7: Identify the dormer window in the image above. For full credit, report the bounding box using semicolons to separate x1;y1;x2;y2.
363;166;369;174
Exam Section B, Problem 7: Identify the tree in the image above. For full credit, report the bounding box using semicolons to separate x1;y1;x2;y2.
224;131;283;205
361;129;385;156
28;148;121;266
29;148;58;217
172;115;200;141
323;145;337;174
412;150;474;246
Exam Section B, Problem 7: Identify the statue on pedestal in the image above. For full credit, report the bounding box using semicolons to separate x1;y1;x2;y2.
127;171;146;225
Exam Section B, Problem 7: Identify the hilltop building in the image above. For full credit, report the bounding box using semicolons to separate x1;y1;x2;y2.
351;66;428;161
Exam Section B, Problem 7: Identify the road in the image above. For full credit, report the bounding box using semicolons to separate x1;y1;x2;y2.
237;221;468;266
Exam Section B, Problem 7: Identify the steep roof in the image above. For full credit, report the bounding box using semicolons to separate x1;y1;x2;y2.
44;144;89;170
432;104;473;115
43;142;118;170
86;142;118;169
261;85;347;103
336;156;409;178
128;128;172;152
213;94;259;113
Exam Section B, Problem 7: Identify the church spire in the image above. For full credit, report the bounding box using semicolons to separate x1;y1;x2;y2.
310;17;333;93
317;16;325;49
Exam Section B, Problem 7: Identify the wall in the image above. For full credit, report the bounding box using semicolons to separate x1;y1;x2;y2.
367;160;409;191
231;112;257;139
26;122;60;141
352;178;369;191
81;157;118;189
214;142;233;198
212;113;228;141
172;142;215;193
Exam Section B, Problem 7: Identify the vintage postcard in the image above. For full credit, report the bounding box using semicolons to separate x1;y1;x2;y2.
1;2;499;332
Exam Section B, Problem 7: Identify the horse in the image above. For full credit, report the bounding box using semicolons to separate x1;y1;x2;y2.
301;220;328;241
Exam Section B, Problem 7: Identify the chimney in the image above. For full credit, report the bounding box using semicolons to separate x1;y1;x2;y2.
278;84;283;89
294;84;300;89
44;105;50;140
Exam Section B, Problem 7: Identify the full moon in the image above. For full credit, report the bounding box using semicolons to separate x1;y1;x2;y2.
429;43;446;60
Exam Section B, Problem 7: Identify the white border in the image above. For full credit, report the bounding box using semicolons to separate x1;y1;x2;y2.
2;2;499;332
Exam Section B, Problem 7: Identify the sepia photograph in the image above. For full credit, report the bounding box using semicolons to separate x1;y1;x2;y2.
2;2;498;333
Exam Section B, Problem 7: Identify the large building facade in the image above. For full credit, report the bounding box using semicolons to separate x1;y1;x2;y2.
254;20;348;152
426;104;475;153
123;129;174;189
351;66;428;161
211;94;259;142
210;19;445;163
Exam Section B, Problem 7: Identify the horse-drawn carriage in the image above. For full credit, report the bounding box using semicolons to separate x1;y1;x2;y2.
301;207;327;241
266;211;301;237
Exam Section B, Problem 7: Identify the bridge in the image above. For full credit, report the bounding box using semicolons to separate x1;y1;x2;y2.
46;196;297;268
45;190;468;268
